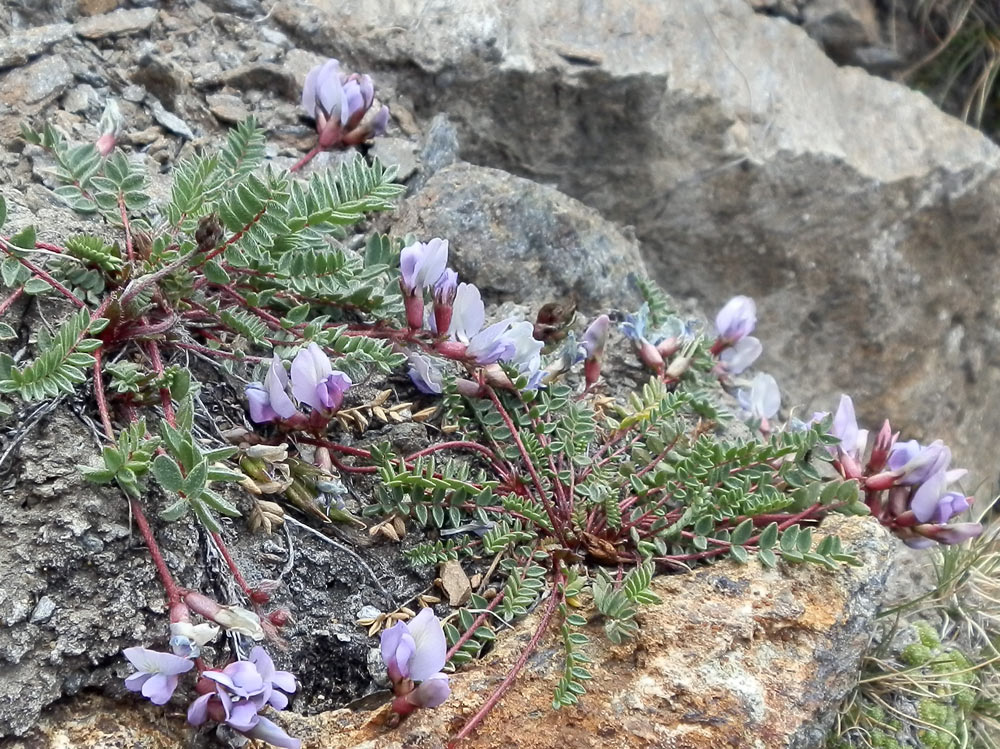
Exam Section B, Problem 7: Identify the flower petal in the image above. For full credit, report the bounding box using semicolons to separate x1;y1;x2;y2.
242;715;302;749
405;608;447;682
187;693;213;726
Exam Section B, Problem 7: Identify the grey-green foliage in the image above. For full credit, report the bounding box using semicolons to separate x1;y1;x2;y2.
4;118;407;536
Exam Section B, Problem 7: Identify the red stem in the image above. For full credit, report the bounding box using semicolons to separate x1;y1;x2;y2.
198;208;267;266
93;347;115;439
485;387;565;542
444;590;506;662
210;531;254;597
290;145;322;173
146;340;176;426
0;287;24;316
450;568;563;745
119;194;134;262
4;251;85;308
130;498;182;604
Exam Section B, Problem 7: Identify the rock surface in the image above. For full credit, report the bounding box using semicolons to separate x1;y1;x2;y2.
13;516;893;748
273;0;1000;498
390;161;647;310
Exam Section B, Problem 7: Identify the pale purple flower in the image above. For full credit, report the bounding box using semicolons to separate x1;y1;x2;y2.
466;320;515;365
243;716;302;749
718;336;762;374
290;342;351;413
434;268;458;306
407;672;451;708
909;470;970;524
400;239;449;295
620;306;649;344
715;295;756;343
189;649;299;748
433;267;459;333
736;373;780;422
580;315;610;361
830;394;868;461
920;522;983;545
302;59;345;126
250;646;297;711
301;59;386;148
380;607;448;685
246;357;299;423
887;440;952;486
501;321;544;380
122;647;194;705
408;352;445;395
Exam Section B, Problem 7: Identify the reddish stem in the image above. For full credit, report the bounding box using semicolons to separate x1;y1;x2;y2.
290;145;322;173
119;194;134;263
3;251;85;308
146;340;176;426
130;498;182;604
485;387;565;542
210;531;254;597
0;287;24;316
93;347;115;439
450;569;563;745
198;208;267;267
444;590;506;663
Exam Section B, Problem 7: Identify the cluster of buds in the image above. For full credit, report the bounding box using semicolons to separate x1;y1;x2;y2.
380;608;451;720
711;295;762;375
301;58;389;149
621;303;698;379
398;238;546;393
245;343;351;429
828;395;982;547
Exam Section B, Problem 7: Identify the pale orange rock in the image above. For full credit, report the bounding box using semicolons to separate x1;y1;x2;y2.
17;516;890;749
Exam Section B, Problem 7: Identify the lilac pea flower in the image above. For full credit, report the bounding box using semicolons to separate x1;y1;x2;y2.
501;320;544;376
922;522;983;545
467;320;515;365
448;282;486;343
290;343;352;413
888;440;952;486
407;672;451;708
718;336;762;374
621;305;649;343
246;357;299;424
244;716;302;749
250;647;297;711
830;394;868;461
408;352;445;395
380;607;448;685
400;239;449;296
580;315;610;361
187;692;213;725
205;660;265;698
301;59;347;148
715;295;756;343
909;470;969;524
433;268;459;334
736;373;780;423
122;647;194;705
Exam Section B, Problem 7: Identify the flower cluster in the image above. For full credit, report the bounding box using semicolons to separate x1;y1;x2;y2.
188;647;299;748
399;238;547;392
123;642;299;748
301;58;389;148
829;395;982;548
380;608;451;718
246;343;351;425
